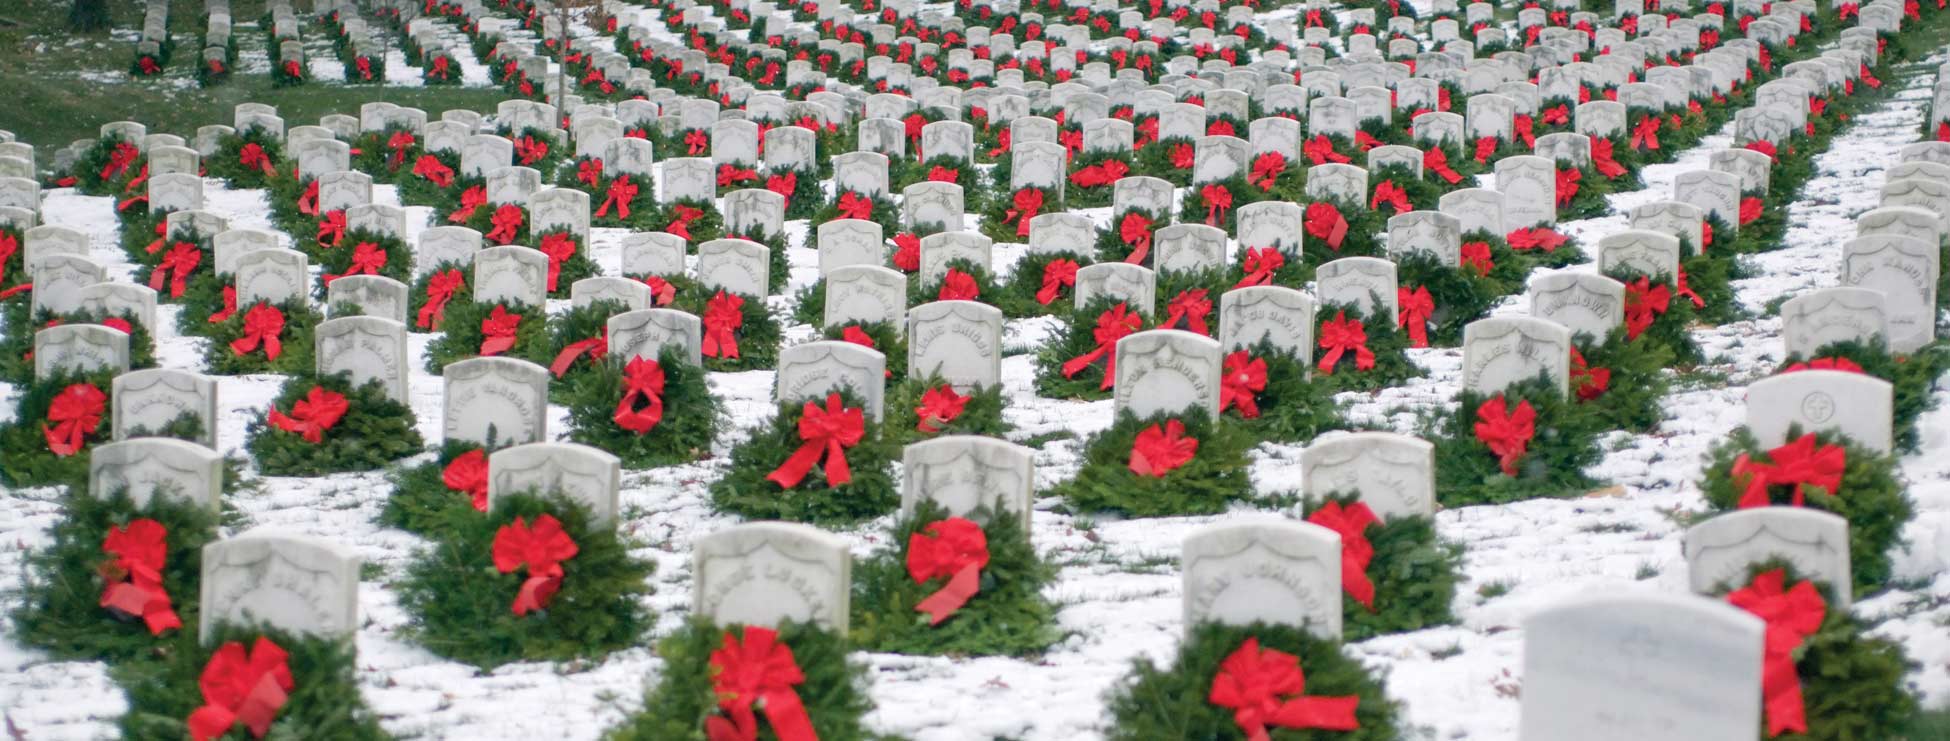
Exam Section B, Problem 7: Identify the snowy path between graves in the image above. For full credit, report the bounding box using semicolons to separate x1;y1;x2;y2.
5;61;1950;741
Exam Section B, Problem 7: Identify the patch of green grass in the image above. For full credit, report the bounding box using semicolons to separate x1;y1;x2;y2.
1634;562;1660;580
1476;580;1515;600
1430;643;1464;660
1898;706;1950;740
1579;522;1640;534
1016;429;1077;449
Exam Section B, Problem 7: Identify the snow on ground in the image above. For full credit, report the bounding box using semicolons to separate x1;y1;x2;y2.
3;35;1950;741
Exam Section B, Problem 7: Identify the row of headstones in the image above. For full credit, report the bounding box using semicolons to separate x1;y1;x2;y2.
1822;141;1950;354
269;0;309;72
133;0;170;65
394;2;472;76
200;0;233;73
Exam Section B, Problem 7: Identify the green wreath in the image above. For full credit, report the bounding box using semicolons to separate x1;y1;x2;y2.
882;374;1012;447
675;283;783;372
204;298;319;376
1312;302;1419;395
245;372;423;476
1428;376;1606;506
1055;408;1257;517
564;347;722;469
1034;294;1146;401
1300;493;1463;641
115;624;390;740
994;249;1089;318
1220;343;1349;443
1774;339;1949;453
850;501;1062;657
709;389;899;525
421;299;553;374
1572;328;1673;434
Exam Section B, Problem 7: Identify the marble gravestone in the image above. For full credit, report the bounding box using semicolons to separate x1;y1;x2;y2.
901;436;1035;528
907;300;1003;391
89;437;224;511
1461;317;1573;397
1745;369;1894;455
200;531;362;643
1181;519;1344;639
442;356;550;447
774;341;888;421
1684;508;1852;607
112;368;219;449
487;442;623;525
1113;329;1224;422
1299;431;1438;520
692;522;852;631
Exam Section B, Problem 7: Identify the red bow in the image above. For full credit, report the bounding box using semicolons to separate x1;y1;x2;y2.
1425;148;1464;184
1555;167;1581;207
0;233;21;297
101;142;139;181
702;291;744;359
449;186;486;223
1590;137;1627;178
637;275;675;307
208;286;237;324
1454;241;1493;277
1739;196;1764;226
186;638;293;741
1220;350;1267;419
767;392;865;489
316;210;347;248
1473;395;1536;476
293;180;320;217
837;190;874;220
266;386;349;444
593;174;638;219
1398;286;1434;347
1070;159;1130;188
416;269;464;330
1514;114;1536;148
550;329;608;378
443;449;490;511
1304;202;1349;250
323;242;386;286
230;303;285;360
1209;121;1239;138
1303;135;1350;165
907;517;989;624
1234;247;1285;288
493;513;579;615
840;327;887;377
765;172;798;208
1036;258;1079;305
1370;181;1411;215
1783;357;1864;374
513;136;549;165
1134;119;1158;149
1109;211;1154;263
1570;347;1611;401
413;154;455;187
239;143;277;177
986;128;1012;158
1355;131;1383;152
1745;140;1777;162
889;232;922;272
576;159;604;188
1623;277;1671;340
124;164;149;194
1129;418;1198;477
666;204;705;241
1732;433;1846;508
1543;104;1571;125
939;268;980;301
927;165;959;182
1474;136;1499;164
42;383;106;457
1939;121;1950;143
538;232;578;293
1162;289;1213;335
149;242;202;298
1006;188;1044;237
1317;311;1375;374
1062;303;1142;389
610;356;666;434
429;56;452;79
355;56;374;80
1201;184;1233;227
1249;152;1287;191
486;204;525;244
1728;569;1827;738
387;132;416;169
1307;501;1379;610
717;163;759;187
479;305;522;356
98;518;182;635
685;130;709;155
705;627;818;741
1860;64;1880;89
915;384;970;434
1169;142;1197;169
1208;638;1361;741
1506;227;1567;252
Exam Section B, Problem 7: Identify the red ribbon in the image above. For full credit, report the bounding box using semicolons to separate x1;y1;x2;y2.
1234;247;1285;288
316;210;347;248
101;143;139;181
1006;188;1044;237
1169;142;1197;169
1209;638;1361;741
765;171;798;208
1732;433;1846;508
1201;184;1233;227
1623;277;1671;340
915;385;969;433
593;174;638;219
513;136;549;165
907;517;989;624
939;268;980;301
1506;227;1567;252
1543;104;1571;125
1860;64;1880;89
1453;241;1492;277
1473;136;1499;164
449;186;486;223
1555;167;1581;207
577;159;604;188
1590;137;1627;178
986;128;1012;158
837;190;873;220
98;518;182;635
239;143;277;177
443;448;489;512
1473;395;1536;476
1109;211;1153;263
186;638;293;741
1248;152;1287;191
492;513;579;615
1570;347;1611;401
208;286;237;324
149;242;202;298
266;386;349;444
1746;140;1778;162
702;291;744;359
356;56;374;80
429;56;451;79
479;305;522;356
1303;135;1349;165
1162;289;1212;335
42;383;106;457
1220;350;1267;419
1062;302;1142;389
717;163;759;187
125;164;149;194
1304;202;1349;250
766;392;865;489
1739;196;1764;226
229;303;285;360
666;204;705;241
1034;258;1080;305
685;130;709;155
296;180;320;216
416;269;464;330
705;627;818;741
1070;159;1130;188
1728;569;1826;738
1307;501;1379;610
550;329;608;378
1129;418;1198;477
1425;148;1463;184
1317;311;1376;374
1398;286;1434;347
611;356;666;434
1783;357;1864;374
538;232;578;293
1355;131;1383;152
323;242;386;286
387;132;416;169
1513;115;1536;149
641;275;676;307
1370;180;1411;215
891;232;921;272
486;204;525;244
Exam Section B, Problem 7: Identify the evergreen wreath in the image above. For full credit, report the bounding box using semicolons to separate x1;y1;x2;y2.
909;260;1001;311
67;133;145;196
1697;426;1912;595
1300;493;1463;642
245;372;423;476
602;618;889;741
675;282;783;372
114;624;390;740
1132;136;1195;187
820;320;908;382
883;374;1012;448
535;228;603;300
1063;149;1134;209
1055;408;1257;517
980;185;1061;245
1702;560;1918;741
1395;252;1521;348
1311;301;1419;395
995;248;1089;319
1427;376;1606;506
396;492;656;668
421;299;553;374
812;189;901;227
791;277;829;326
1596;268;1705;365
1034;294;1148;401
310;228;413;290
1219;343;1350;443
662;197;726;246
850;502;1063;657
1175;176;1264;235
1548;160;1615;222
407;260;475;333
1100;621;1405;741
11;487;218;662
708;389;900;525
395;150;463;208
206;129;286;190
1369;164;1442;212
547;298;635;398
1229;241;1314;288
563;347;723;469
203;299;320;376
0;368;119;487
1572;327;1673;434
381;442;493;536
0;306;155;384
1773;339;1945;454
1093;208;1167;268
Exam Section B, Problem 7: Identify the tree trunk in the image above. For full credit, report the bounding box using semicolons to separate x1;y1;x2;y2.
69;0;111;32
